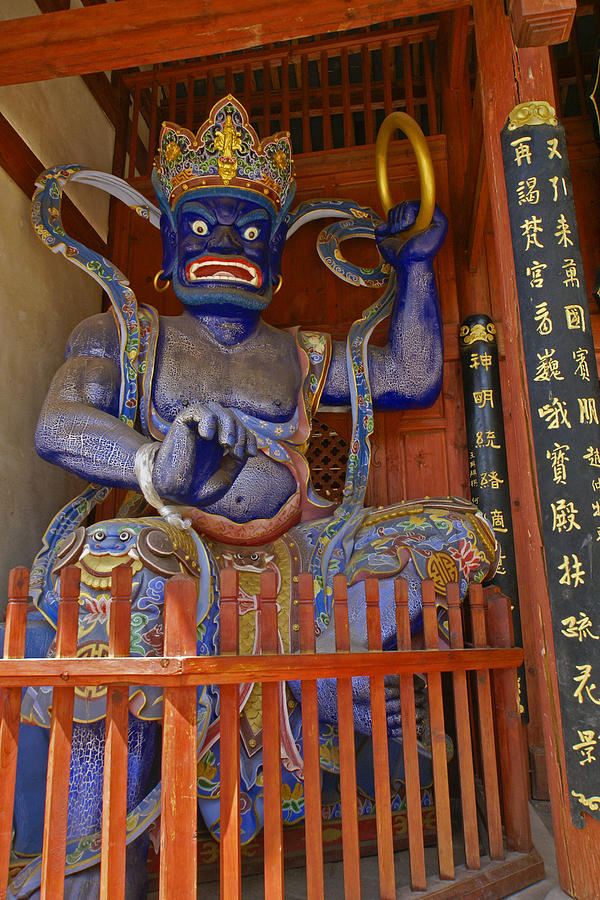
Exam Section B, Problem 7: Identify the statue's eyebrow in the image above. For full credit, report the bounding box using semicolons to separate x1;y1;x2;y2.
236;208;271;228
180;205;217;226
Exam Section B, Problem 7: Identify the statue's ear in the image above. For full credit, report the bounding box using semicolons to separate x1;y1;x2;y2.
160;213;177;279
152;167;177;279
269;221;287;283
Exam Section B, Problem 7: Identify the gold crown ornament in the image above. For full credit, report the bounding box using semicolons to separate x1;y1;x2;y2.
154;95;295;212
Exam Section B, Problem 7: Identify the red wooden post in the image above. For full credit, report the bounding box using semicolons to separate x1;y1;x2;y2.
40;565;80;900
364;579;395;899
298;573;324;900
100;565;132;900
260;569;284;898
301;53;310;152
219;567;241;900
0;567;29;900
486;587;532;853
159;575;198;900
394;577;426;891
469;583;504;861
422;579;454;880
446;582;480;870
333;574;361;900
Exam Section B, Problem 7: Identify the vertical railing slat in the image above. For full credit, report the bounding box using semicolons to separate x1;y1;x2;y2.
127;84;140;179
219;568;241;900
186;75;195;130
99;565;132;900
362;45;374;145
333;575;361;900
422;579;454;881
423;37;437;134
301;54;310;152
148;81;159;175
486;588;532;853
40;565;80;900
402;40;415;119
263;60;271;137
168;78;177;122
298;574;324;900
470;583;504;861
382;41;393;117
260;570;284;898
159;575;198;900
321;51;332;150
447;582;480;870
0;568;29;900
394;577;426;891
364;579;395;899
281;55;290;133
225;66;234;96
341;48;353;148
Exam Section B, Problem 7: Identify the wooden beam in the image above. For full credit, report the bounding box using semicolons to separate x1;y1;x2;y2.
0;111;107;256
507;0;576;47
34;0;123;127
446;5;471;91
0;0;465;87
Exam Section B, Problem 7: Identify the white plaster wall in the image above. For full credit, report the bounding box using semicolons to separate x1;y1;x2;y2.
0;0;114;240
0;1;115;597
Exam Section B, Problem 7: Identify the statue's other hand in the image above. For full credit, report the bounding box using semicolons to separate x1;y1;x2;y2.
152;401;257;504
375;201;448;267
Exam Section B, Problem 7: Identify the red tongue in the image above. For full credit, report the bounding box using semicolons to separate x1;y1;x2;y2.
189;262;253;282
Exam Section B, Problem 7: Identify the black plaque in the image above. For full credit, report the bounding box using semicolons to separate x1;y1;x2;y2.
460;314;527;721
502;101;600;826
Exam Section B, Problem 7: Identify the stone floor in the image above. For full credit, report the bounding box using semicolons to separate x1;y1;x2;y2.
148;801;561;898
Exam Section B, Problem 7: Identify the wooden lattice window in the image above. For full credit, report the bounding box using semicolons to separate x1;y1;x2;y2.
306;418;349;505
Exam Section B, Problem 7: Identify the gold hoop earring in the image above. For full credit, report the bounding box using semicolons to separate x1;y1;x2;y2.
273;274;283;295
153;269;170;293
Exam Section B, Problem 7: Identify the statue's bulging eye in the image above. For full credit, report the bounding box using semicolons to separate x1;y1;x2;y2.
243;225;260;241
119;530;132;542
92;530;105;542
250;553;259;561
191;220;209;236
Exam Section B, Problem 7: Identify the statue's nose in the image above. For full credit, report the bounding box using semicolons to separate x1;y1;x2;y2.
208;225;242;254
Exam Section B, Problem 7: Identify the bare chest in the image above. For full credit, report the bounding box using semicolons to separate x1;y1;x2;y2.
151;323;303;423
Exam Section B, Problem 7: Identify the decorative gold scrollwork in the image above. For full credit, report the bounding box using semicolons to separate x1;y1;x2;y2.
507;101;558;131
459;322;497;346
571;790;600;811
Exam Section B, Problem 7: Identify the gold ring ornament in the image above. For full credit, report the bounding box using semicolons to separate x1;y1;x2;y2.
153;269;170;293
375;111;435;238
273;274;283;295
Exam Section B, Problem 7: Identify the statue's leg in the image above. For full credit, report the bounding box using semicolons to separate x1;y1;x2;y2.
11;711;157;900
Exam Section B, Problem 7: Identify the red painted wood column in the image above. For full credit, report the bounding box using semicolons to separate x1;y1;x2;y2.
473;2;600;897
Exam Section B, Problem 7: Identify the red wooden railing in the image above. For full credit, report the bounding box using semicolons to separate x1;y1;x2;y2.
0;566;544;899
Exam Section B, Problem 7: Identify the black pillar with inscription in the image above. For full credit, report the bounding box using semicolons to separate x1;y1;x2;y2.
502;100;600;826
459;314;527;720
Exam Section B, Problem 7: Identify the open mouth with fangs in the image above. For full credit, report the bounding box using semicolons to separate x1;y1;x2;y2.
185;256;262;288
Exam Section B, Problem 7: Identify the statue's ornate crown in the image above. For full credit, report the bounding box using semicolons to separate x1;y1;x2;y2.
154;95;295;211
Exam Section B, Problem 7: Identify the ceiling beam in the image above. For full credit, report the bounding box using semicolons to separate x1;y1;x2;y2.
0;0;465;87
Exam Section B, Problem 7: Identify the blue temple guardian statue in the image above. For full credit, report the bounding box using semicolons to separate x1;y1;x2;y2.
6;96;497;898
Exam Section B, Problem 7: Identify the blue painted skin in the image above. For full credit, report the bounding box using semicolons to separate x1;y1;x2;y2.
18;191;446;898
35;196;447;520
